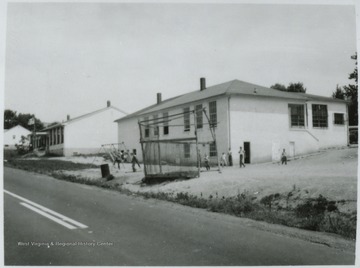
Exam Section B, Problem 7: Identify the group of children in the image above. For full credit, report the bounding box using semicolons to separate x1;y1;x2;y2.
113;150;141;172
203;146;246;171
204;147;288;170
114;146;288;173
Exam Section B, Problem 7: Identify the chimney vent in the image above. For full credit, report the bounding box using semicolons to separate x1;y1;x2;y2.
67;115;70;121
107;100;111;107
200;77;206;91
157;93;162;104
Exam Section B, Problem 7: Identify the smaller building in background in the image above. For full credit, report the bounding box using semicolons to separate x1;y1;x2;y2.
42;101;127;156
4;125;31;149
28;132;48;151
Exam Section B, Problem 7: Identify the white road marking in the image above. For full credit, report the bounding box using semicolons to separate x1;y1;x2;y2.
4;189;88;229
19;202;77;230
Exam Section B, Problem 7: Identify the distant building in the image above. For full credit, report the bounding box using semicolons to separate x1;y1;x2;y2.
4;125;31;149
42;101;127;156
115;78;349;164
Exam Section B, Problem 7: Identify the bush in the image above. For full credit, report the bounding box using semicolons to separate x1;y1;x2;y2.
321;213;357;239
295;195;339;231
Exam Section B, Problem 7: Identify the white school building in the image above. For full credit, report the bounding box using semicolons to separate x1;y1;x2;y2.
43;101;127;156
115;79;349;165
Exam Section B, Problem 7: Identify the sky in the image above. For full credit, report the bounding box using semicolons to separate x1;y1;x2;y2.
3;2;358;123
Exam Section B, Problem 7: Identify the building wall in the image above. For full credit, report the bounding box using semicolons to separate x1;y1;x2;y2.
117;96;230;164
4;126;31;149
229;95;348;164
117;117;142;158
306;101;348;148
62;108;125;156
118;94;348;166
48;144;64;156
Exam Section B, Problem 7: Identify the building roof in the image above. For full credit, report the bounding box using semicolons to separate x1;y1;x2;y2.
4;125;32;133
115;79;347;122
43;105;127;131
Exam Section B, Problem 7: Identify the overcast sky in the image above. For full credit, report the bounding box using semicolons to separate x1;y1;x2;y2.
4;2;357;123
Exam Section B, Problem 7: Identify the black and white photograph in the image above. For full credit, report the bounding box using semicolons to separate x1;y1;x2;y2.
1;0;358;266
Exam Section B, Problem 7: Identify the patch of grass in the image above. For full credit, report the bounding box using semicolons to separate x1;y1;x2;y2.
3;149;19;160
5;159;98;173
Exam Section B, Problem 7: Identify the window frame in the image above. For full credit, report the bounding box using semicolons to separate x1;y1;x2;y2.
209;101;217;128
334;113;345;125
195;104;203;129
209;142;217;157
144;116;150;138
289;104;305;128
184;143;190;158
61;127;64;144
153;114;159;136
312;104;328;128
183;107;190;132
163;112;169;135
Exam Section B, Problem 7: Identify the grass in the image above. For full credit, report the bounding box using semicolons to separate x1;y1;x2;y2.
141;191;356;239
5;159;98;173
4;157;356;239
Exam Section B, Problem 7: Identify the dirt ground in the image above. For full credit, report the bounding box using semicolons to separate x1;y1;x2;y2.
51;146;358;213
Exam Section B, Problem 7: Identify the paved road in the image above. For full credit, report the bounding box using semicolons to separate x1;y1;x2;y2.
4;167;356;265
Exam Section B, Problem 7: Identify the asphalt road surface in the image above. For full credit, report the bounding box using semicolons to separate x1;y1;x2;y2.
4;167;356;265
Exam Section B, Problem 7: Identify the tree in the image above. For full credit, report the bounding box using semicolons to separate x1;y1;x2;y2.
4;109;18;129
344;53;358;126
287;82;307;93
270;82;306;93
270;83;287;91
332;84;345;100
3;110;44;131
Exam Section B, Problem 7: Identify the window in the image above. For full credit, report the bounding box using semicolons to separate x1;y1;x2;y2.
13;135;16;140
57;128;60;145
163;112;169;135
312;104;328;128
209;101;217;128
61;127;64;144
334;113;344;125
195;104;203;129
289;104;305;127
153;114;159;136
184;143;190;158
184;107;190;132
55;128;58;145
144;117;150;137
210;142;217;157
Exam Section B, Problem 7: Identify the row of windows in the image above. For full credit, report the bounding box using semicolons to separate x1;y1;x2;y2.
144;102;344;139
183;142;218;159
49;127;64;145
289;104;345;128
143;101;217;138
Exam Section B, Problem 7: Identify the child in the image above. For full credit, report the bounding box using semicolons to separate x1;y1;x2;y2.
281;149;287;165
220;152;227;167
131;153;141;172
204;154;210;171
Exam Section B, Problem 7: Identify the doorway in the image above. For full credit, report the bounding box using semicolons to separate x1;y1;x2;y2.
244;142;250;164
289;142;295;158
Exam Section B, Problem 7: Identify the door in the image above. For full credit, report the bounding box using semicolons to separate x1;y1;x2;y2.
289;142;295;158
272;142;280;162
244;142;250;164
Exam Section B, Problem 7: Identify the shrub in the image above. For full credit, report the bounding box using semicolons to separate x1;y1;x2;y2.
321;213;357;239
295;195;339;231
